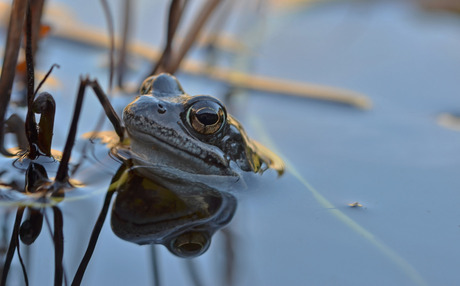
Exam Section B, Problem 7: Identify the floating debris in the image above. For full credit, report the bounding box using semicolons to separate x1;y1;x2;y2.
437;113;460;131
348;202;363;208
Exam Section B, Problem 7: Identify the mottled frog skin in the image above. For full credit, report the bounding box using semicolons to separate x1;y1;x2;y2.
122;73;284;179
109;74;284;257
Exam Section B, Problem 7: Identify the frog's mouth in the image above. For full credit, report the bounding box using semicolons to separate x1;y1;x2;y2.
124;114;232;176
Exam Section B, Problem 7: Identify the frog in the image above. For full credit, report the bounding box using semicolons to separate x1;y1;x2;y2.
101;73;285;257
120;73;284;183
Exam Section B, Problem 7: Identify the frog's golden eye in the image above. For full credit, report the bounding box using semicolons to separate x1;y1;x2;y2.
187;100;226;135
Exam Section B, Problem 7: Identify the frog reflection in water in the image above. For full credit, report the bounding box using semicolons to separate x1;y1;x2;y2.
108;73;284;257
110;160;237;257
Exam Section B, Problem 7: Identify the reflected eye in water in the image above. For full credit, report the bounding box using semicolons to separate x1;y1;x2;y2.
186;100;226;135
168;231;211;258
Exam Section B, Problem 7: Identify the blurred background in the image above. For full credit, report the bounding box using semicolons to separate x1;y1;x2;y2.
1;0;460;285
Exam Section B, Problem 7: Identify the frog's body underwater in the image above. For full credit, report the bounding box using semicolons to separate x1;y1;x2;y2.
119;73;284;186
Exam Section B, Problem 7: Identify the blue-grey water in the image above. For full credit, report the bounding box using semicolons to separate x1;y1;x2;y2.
2;0;460;285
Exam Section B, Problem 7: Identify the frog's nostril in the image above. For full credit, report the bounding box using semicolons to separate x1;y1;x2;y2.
157;104;166;114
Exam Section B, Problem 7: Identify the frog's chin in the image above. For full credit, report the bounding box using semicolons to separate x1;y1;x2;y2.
127;129;234;176
128;158;247;192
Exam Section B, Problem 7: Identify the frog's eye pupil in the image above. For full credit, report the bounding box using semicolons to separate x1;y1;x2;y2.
196;108;219;125
187;100;226;135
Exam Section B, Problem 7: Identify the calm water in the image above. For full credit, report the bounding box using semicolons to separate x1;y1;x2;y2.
2;0;460;285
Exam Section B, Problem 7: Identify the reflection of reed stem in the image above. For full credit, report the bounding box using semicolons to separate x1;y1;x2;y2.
52;207;64;286
72;190;115;286
149;245;161;286
184;259;203;286
1;207;25;286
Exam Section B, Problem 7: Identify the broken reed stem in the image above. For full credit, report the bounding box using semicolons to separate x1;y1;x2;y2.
200;66;372;109
48;18;371;108
0;0;28;156
0;2;371;109
25;1;39;159
99;0;115;93
29;0;46;57
167;0;221;74
116;0;132;88
151;0;187;75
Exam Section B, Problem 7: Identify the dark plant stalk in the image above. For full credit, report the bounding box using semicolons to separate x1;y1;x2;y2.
34;64;60;96
54;79;86;183
30;63;59;157
87;80;125;140
5;114;28;150
99;0;115;93
116;0;133;88
151;0;187;75
0;207;25;286
0;0;28;156
32;92;55;157
29;0;46;57
55;78;124;183
167;0;221;74
24;1;39;159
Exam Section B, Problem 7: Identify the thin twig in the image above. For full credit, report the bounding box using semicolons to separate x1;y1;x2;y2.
55;78;124;183
99;0;115;93
34;64;60;96
24;1;39;159
0;0;28;156
151;0;187;75
29;0;46;56
55;79;87;183
167;0;221;74
116;0;132;88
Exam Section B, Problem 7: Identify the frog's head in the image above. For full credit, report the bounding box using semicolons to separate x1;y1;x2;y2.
123;73;284;177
